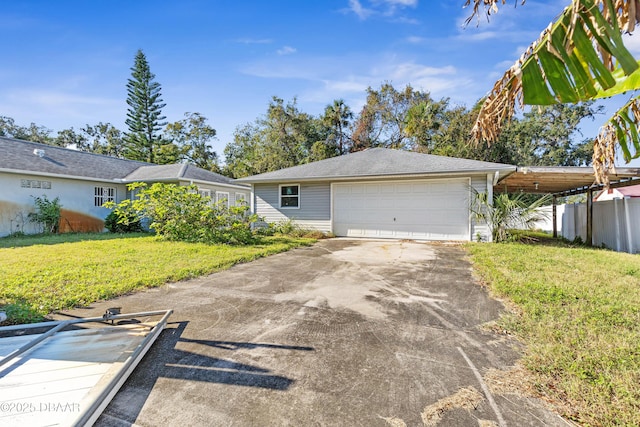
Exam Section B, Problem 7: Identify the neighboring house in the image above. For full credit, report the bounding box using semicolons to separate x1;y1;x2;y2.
237;148;516;241
594;184;640;201
0;137;249;236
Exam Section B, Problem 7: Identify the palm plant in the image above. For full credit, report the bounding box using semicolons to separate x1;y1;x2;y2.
322;99;353;154
470;189;552;242
465;0;640;185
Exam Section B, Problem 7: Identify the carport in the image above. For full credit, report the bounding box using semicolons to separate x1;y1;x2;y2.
495;166;640;245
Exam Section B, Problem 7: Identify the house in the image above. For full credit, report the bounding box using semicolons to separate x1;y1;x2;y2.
594;184;640;201
237;148;516;241
0;137;250;236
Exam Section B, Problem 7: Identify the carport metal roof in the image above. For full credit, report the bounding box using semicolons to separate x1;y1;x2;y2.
495;166;640;195
494;165;640;246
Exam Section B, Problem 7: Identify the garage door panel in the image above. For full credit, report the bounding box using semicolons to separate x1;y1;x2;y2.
333;179;470;241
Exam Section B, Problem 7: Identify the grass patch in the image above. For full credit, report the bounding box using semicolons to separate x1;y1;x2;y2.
0;233;314;324
466;239;640;426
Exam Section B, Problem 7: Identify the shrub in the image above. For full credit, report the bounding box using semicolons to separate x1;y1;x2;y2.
105;182;259;244
28;195;61;234
253;222;276;236
470;189;552;243
271;219;331;239
104;210;143;233
0;302;45;325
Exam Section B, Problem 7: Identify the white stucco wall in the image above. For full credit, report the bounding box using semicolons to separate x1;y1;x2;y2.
0;171;128;236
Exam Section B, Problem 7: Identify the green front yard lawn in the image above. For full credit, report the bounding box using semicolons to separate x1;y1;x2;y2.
466;238;640;426
0;233;314;324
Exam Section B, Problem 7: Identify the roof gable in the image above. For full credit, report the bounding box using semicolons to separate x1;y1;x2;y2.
0;137;246;188
0;136;148;180
237;148;515;183
123;163;243;187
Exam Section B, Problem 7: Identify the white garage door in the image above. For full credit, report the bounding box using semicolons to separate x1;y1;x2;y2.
333;179;470;241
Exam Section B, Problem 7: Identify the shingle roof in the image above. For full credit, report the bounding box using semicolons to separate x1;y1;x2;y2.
237;148;516;183
0;136;147;180
0;137;246;187
124;163;244;187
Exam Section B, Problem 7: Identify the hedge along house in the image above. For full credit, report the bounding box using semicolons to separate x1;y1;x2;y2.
0;137;250;236
237;148;516;241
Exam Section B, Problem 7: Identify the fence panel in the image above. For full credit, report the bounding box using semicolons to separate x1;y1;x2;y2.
559;199;638;254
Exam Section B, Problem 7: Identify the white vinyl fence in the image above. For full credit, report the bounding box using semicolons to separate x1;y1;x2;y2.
558;198;639;254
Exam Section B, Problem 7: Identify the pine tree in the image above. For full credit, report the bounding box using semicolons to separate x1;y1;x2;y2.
124;49;168;163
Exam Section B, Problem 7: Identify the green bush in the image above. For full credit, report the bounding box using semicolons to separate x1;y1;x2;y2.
104;210;143;233
105;182;258;244
1;302;45;325
28;195;61;234
270;219;331;239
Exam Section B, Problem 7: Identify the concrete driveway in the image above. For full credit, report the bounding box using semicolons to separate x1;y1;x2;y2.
60;239;568;426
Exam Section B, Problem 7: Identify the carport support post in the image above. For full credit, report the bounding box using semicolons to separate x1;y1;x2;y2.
586;188;593;246
552;195;557;238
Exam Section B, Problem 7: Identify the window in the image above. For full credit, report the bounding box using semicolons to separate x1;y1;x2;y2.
216;191;230;208
198;188;211;199
235;193;246;205
94;186;115;207
21;179;51;189
279;184;299;208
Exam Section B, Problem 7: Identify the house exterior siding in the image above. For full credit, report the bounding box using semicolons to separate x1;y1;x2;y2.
0;171;128;236
252;175;493;241
253;182;332;232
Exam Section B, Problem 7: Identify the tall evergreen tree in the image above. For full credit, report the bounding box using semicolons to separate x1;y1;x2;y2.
124;49;168;163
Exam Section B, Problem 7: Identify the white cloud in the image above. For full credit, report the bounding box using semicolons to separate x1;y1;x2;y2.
242;51;474;111
381;0;418;6
348;0;373;20
276;46;297;55
345;0;417;21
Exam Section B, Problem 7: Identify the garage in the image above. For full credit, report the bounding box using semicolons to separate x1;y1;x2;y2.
238;148;516;242
332;178;470;240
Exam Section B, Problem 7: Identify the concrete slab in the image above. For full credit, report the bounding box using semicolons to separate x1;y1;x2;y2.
55;239;570;427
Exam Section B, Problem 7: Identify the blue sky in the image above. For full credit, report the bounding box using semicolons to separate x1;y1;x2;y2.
2;0;639;166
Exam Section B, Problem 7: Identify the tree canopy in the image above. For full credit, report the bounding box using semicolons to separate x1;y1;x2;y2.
124;49;170;164
165;112;220;172
222;83;598;178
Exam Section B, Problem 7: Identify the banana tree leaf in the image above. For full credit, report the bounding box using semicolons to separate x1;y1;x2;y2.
536;49;581;102
549;19;597;99
595;61;640;97
521;58;557;105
